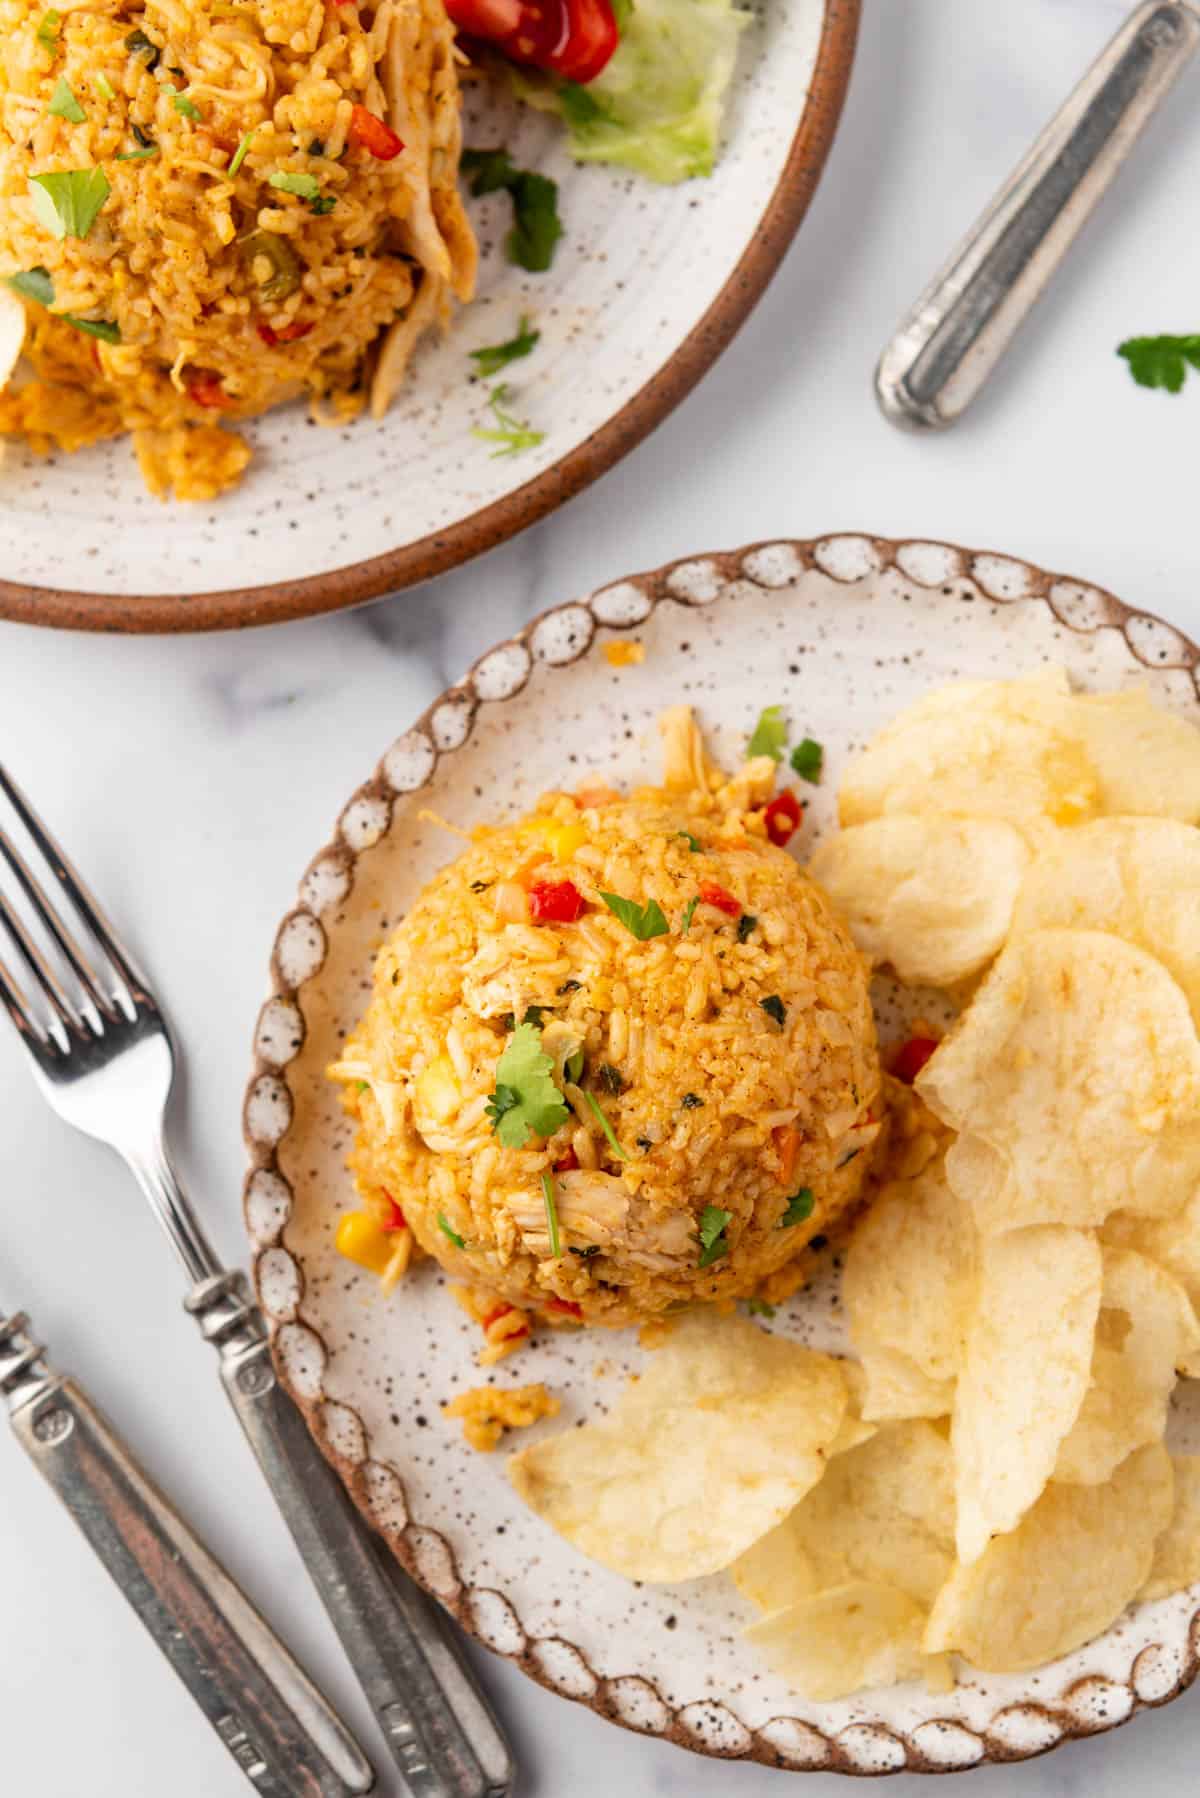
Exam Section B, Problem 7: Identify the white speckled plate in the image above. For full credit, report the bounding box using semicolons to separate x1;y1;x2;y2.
244;536;1200;1775
1;1;857;633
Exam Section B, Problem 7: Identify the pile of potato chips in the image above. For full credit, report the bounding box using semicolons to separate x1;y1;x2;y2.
510;669;1200;1703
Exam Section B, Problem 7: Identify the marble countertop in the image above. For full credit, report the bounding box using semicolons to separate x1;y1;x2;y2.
4;1;1200;1792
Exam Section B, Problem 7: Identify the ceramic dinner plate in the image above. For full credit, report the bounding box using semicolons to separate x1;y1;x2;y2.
243;535;1200;1775
0;1;857;634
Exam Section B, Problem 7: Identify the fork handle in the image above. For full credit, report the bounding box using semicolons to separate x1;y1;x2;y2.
0;1313;374;1798
875;0;1200;429
188;1275;514;1798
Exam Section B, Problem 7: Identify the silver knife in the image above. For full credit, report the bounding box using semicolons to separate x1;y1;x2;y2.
0;1306;374;1796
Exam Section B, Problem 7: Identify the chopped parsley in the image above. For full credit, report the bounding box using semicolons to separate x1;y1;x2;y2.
131;123;154;147
598;1063;624;1096
747;703;788;762
461;146;563;272
697;1205;732;1269
470;314;539;378
437;1212;465;1249
1118;333;1200;394
779;1188;815;1228
48;77;85;122
744;1296;776;1319
7;266;54;306
355;1080;369;1093
116;145;158;160
681;1092;703;1109
599;891;669;940
680;895;699;934
736;913;757;942
485;1020;570;1149
521;1005;546;1027
581;1088;629;1162
169;88;202;121
790;737;824;782
36;9;61;54
124;26;160;68
94;72;115;101
541;1171;561;1258
676;830;701;852
760;994;787;1027
309;193;336;215
564;1046;585;1083
269;170;320;200
28;168;110;240
67;316;120;342
472;382;544;457
229;128;256;175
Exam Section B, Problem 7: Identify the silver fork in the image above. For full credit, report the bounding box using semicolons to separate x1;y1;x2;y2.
0;762;515;1798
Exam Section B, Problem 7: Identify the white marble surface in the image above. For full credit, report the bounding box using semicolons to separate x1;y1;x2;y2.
3;1;1200;1792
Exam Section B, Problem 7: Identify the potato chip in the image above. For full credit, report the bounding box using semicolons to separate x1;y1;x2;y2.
1104;1193;1200;1375
952;1225;1100;1564
1067;689;1200;824
732;1421;955;1614
828;1358;877;1457
1141;1456;1200;1600
1056;1249;1200;1486
809;815;1030;987
839;669;1098;834
844;1155;976;1386
924;1442;1174;1672
1011;817;1200;1026
858;1345;954;1423
917;930;1200;1232
745;1581;941;1702
507;1310;846;1581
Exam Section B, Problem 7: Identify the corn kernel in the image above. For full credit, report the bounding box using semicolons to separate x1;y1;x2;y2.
520;817;586;863
416;1054;461;1123
336;1209;393;1275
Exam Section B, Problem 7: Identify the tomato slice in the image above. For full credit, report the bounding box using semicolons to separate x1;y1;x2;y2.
698;882;741;917
892;1036;939;1084
763;789;803;846
347;104;404;161
445;0;618;84
528;878;586;924
186;371;234;410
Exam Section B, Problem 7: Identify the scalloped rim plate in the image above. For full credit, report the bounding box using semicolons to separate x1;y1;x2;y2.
243;535;1200;1775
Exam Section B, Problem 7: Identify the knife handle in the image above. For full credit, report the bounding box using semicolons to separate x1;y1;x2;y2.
188;1273;514;1798
875;0;1200;429
0;1312;374;1798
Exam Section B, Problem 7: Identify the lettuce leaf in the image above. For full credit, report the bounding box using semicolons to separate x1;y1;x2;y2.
513;0;749;185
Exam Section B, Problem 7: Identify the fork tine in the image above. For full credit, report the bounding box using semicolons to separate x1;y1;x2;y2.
0;948;42;1044
0;822;117;1020
0;888;78;1035
0;765;140;1015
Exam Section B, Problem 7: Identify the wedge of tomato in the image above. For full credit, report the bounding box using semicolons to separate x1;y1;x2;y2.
445;0;618;84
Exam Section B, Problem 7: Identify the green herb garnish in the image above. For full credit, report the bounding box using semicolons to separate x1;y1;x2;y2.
747;704;788;762
472;381;544;457
269;170;320;200
790;737;823;782
66;316;120;342
541;1171;561;1258
698;1205;732;1269
355;1080;369;1093
521;1005;546;1028
470;314;539;378
437;1212;465;1249
599;891;669;940
598;1063;624;1096
564;1046;585;1084
744;1296;776;1318
779;1188;814;1228
94;72;115;101
461;147;562;272
116;145;158;160
681;1092;703;1109
170;89;202;120
485;1020;570;1149
36;9;61;54
676;830;701;852
1117;333;1200;394
131;123;154;147
28;167;110;240
736;913;757;942
557;978;582;994
48;77;85;122
7;266;54;306
558;80;613;128
680;895;699;934
760;995;787;1027
309;193;336;215
582;1088;629;1162
229;128;256;175
124;26;159;68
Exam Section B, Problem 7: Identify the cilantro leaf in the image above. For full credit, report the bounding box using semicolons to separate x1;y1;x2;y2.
736;913;757;942
29;167;110;240
115;146;158;160
461;146;517;193
309;193;336;215
48;77;85;122
599;1063;624;1096
779;1188;814;1228
94;72;115;101
7;266;54;306
229;129;256;174
747;703;788;761
124;26;159;67
470;314;539;378
599;891;669;940
269;170;320;200
36;9;61;54
1117;334;1200;394
680;895;698;934
461;147;562;272
485;1021;569;1149
170;89;202;121
582;1087;630;1161
472;382;544;458
790;737;824;783
760;994;787;1027
66;315;119;342
744;1296;776;1318
558;81;613;129
676;830;701;852
437;1212;465;1249
697;1204;732;1268
541;1171;561;1257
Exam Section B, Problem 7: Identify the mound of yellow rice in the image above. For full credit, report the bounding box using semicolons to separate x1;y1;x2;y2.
331;707;882;1329
0;0;475;497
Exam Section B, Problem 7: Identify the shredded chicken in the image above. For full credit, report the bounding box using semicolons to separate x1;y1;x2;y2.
504;1170;696;1270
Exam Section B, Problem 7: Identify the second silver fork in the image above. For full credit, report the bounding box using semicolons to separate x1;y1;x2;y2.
0;761;514;1798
